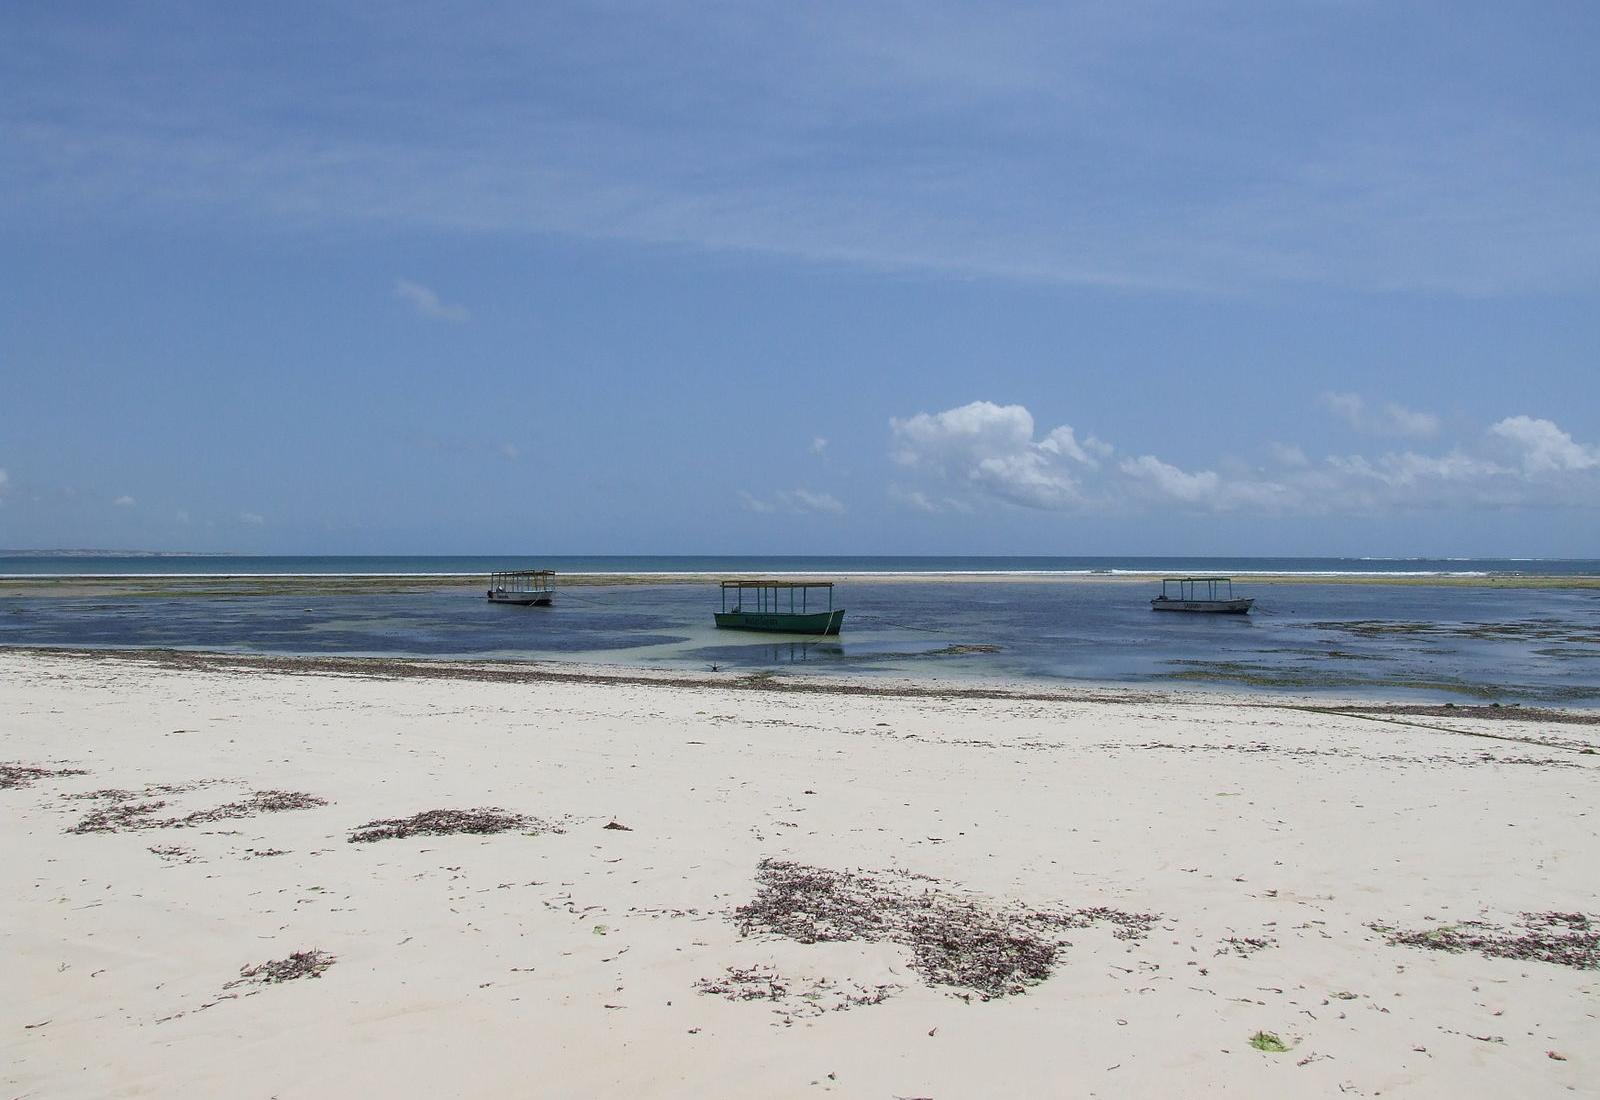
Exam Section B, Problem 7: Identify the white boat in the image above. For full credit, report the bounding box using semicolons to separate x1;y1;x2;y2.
1150;576;1253;614
487;569;554;606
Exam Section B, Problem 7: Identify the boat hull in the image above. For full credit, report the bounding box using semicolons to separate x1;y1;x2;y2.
488;592;553;606
714;609;844;635
1151;598;1253;614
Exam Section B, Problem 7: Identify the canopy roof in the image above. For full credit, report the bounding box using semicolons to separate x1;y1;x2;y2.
719;579;833;589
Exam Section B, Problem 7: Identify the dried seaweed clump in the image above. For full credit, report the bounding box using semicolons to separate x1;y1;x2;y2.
348;807;552;843
1373;912;1598;970
731;858;1158;999
2;763;88;790
67;787;328;835
227;949;336;987
695;965;898;1021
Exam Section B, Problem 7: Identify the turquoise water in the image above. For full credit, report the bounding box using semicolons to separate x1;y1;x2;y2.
3;554;1598;577
3;572;1597;705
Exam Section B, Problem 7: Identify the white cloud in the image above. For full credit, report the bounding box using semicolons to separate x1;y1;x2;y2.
741;487;845;515
497;443;521;461
0;468;9;497
1489;415;1600;474
891;399;1600;515
1319;392;1441;438
1118;455;1220;503
780;488;845;515
890;401;1090;510
113;495;135;507
810;437;829;456
240;511;265;525
395;280;470;323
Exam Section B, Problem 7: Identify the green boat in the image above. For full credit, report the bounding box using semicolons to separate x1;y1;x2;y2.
714;580;844;635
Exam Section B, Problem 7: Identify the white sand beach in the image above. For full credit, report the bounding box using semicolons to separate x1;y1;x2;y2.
3;648;1596;1098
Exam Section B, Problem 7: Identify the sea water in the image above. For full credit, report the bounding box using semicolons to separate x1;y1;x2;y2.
2;558;1597;704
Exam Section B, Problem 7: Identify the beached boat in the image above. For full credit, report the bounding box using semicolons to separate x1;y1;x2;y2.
714;580;844;635
487;569;554;606
1150;576;1253;614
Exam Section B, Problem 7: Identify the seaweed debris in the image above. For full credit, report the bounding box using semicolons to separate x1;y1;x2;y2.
348;807;554;843
731;858;1157;999
694;965;899;1022
226;949;336;987
2;762;88;790
67;788;327;834
1372;912;1598;970
1217;935;1275;957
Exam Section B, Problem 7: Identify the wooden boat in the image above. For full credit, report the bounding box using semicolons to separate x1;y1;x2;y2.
1150;576;1253;614
487;569;554;606
714;580;844;635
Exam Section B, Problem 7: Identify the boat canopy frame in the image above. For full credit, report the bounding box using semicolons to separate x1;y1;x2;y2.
1159;576;1236;601
720;579;833;614
490;569;556;595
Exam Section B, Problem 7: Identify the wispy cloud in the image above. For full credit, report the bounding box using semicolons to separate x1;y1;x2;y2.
239;511;265;525
6;8;1597;295
740;487;845;515
891;400;1600;516
113;494;135;507
395;280;469;323
1319;392;1440;439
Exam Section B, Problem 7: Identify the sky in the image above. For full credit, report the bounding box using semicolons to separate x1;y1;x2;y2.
2;1;1598;556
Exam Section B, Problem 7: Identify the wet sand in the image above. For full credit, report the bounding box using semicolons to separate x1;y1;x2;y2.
3;648;1596;1098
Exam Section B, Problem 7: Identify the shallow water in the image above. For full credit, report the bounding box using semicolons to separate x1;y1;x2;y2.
3;580;1598;704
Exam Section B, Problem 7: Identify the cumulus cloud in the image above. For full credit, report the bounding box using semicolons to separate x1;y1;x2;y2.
1319;391;1441;438
890;399;1600;515
1489;416;1600;474
889;401;1101;510
395;279;470;323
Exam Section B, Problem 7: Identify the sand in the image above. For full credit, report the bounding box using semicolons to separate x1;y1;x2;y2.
3;648;1596;1098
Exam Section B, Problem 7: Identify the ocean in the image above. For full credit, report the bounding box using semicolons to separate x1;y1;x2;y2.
3;556;1598;705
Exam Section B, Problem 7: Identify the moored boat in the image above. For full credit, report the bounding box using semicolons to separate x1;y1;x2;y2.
714;580;844;635
487;569;555;606
1150;576;1253;614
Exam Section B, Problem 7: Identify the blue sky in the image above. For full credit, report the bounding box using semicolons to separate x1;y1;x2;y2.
2;1;1597;555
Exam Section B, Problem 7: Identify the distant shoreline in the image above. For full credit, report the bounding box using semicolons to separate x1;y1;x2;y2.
3;570;1599;596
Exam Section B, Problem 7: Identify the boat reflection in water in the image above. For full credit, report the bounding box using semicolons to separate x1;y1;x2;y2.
759;641;844;664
